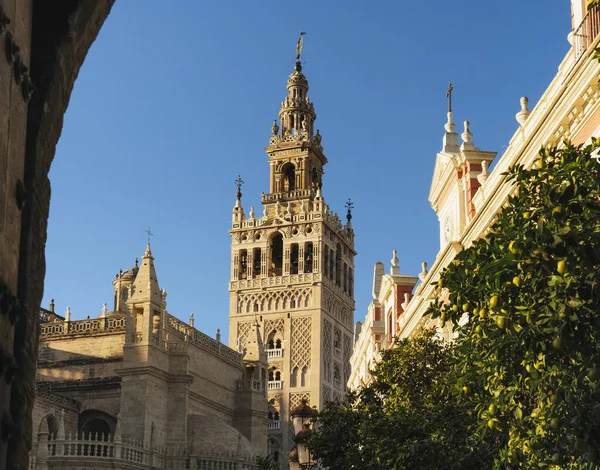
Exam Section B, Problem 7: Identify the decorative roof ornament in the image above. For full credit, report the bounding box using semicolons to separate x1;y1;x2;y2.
145;226;153;246
271;119;279;136
390;250;400;276
477;159;490;185
345;199;354;222
234;175;244;201
461;120;476;151
515;96;531;126
444;83;456;133
419;262;428;281
295;31;306;71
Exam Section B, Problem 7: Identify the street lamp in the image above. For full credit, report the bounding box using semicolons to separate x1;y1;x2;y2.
288;399;315;470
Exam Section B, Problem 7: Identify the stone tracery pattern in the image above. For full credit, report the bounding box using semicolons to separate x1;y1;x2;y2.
291;317;311;370
322;385;332;404
264;318;285;341
343;333;352;391
323;289;353;327
236;321;252;352
236;287;312;314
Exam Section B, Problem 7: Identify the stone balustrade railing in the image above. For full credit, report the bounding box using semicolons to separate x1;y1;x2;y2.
31;434;258;470
230;272;321;290
40;316;126;338
165;314;242;367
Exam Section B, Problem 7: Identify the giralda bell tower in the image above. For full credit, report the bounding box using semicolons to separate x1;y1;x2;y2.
228;36;356;464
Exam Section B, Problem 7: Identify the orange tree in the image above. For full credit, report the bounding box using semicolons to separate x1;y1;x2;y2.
427;140;600;468
307;329;493;469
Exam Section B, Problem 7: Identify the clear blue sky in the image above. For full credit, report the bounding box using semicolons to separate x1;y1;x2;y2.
43;0;569;340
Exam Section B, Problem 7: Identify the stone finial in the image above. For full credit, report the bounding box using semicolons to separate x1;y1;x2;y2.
135;258;139;268
216;328;221;342
419;262;428;282
444;112;456;133
102;302;107;315
516;96;530;126
461;120;472;143
65;306;71;322
57;409;65;440
49;298;55;313
460;120;475;151
477;160;490;185
189;312;195;328
271;119;279;136
390;250;400;276
114;414;121;441
401;292;411;310
249;206;255;218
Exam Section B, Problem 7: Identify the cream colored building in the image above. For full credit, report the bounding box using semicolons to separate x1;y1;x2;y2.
228;54;356;467
32;244;268;470
350;0;600;388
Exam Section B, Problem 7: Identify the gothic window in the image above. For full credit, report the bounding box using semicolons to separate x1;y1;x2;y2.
267;330;283;351
275;371;281;381
253;248;262;277
290;243;299;274
348;268;354;297
269;234;283;277
291;367;299;387
330;248;335;282
239;250;248;280
282;163;296;191
335;243;342;286
323;246;329;278
343;263;348;293
304;242;313;273
334;330;341;350
274;411;280;421
301;366;309;387
121;288;128;305
269;370;274;381
333;364;342;388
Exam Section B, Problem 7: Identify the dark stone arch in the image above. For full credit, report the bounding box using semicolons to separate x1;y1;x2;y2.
2;2;114;470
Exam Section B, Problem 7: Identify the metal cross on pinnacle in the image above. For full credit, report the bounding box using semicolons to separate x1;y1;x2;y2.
446;82;454;113
145;226;153;245
234;175;244;200
345;199;354;222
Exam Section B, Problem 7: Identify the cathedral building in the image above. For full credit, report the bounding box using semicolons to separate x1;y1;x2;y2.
350;0;600;387
32;244;268;470
228;43;356;466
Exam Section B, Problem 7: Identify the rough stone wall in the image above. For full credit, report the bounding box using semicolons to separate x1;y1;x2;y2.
0;2;114;470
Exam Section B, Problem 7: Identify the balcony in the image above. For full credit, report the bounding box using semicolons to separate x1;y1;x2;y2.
261;189;314;204
268;380;283;390
573;3;600;61
268;421;281;430
267;348;283;358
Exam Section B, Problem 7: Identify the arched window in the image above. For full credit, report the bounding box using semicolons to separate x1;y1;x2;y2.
301;366;309;387
275;339;282;349
79;410;115;440
269;234;283;277
290;243;299;274
275;371;281;381
291;367;299;387
304;242;313;273
282;163;295;191
268;370;274;381
335;243;342;286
